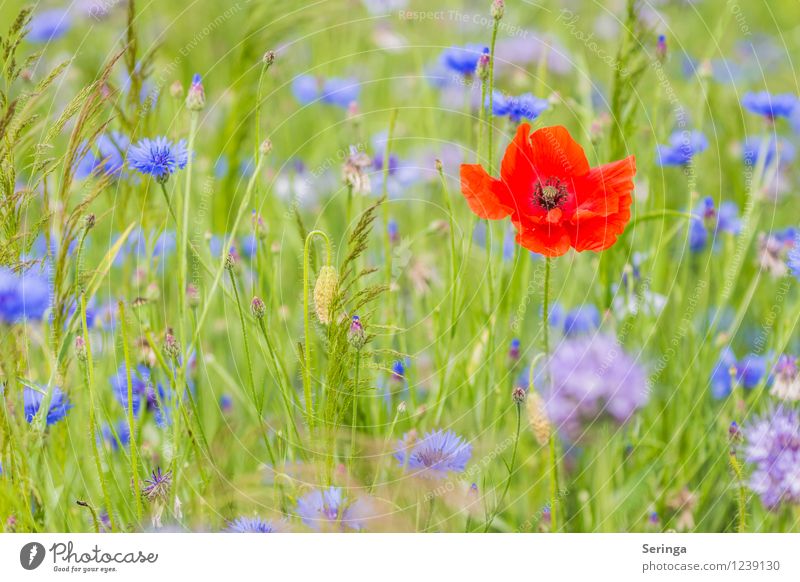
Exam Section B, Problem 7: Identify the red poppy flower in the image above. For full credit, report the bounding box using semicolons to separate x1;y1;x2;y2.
460;123;636;257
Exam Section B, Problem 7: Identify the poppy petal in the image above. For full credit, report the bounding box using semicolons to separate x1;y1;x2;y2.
515;222;571;257
499;123;537;211
529;125;591;179
572;155;636;218
460;163;513;219
566;191;633;252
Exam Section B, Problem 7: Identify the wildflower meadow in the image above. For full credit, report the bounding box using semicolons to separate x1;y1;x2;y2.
2;0;800;541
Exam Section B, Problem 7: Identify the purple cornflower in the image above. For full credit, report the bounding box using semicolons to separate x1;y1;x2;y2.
142;467;172;502
226;516;275;533
656;130;708;166
27;9;71;43
24;386;71;426
394;429;472;479
127;137;188;183
744;408;800;509
562;305;600;337
757;228;797;277
771;355;800;402
741;92;799;120
540;334;648;442
185;73;205;111
295;487;373;531
220;394;233;413
710;348;769;399
387;219;399;244
0;267;50;324
440;44;487;77
491;91;549;123
509;338;521;361
348;315;366;350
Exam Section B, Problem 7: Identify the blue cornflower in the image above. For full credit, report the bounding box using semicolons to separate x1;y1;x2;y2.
295;486;374;531
226;516;275;533
0;267;50;324
24;386;71;426
321;78;359;108
491;91;549;122
688;196;741;253
509;338;521;360
710;347;769;399
220;394;233;413
110;364;172;426
394;429;472;479
562;305;601;337
127;137;188;183
291;74;320;104
240;234;258;259
76;132;130;179
656;130;708;166
391;360;405;382
742;136;796;168
101;421;131;451
387;219;399;244
441;44;487;76
27;9;71;43
741;91;799;120
789;244;800;281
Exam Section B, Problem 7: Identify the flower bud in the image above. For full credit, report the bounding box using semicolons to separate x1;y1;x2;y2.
186;284;200;308
186;73;205;111
259;139;273;156
262;50;276;66
170;80;184;99
313;265;338;324
84;213;96;232
224;252;236;271
476;49;490;81
491;0;504;21
163;330;181;361
512;385;526;404
348;315;366;350
251;296;266;319
75;335;87;362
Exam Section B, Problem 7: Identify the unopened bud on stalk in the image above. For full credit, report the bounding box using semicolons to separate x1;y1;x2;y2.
186;73;205;111
251;296;266;319
84;213;96;232
186;284;200;308
262;50;276;66
476;49;490;81
348;315;366;350
163;329;181;361
259;139;273;156
224;252;236;271
491;0;504;21
512;386;526;404
313;265;339;325
75;335;87;362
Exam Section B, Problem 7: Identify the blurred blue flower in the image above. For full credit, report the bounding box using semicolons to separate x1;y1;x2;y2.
27;9;71;43
656;131;708;166
789;244;800;281
295;486;373;531
741;91;798;120
744;407;800;508
710;347;769;399
562;305;600;337
127;137;188;182
394;429;472;479
101;420;131;451
742;136;795;168
76;132;130;179
226;517;275;533
440;44;487;76
321;78;359;108
24;386;71;426
291;74;319;104
491;91;549;122
688;196;741;253
110;364;172;426
0;267;50;324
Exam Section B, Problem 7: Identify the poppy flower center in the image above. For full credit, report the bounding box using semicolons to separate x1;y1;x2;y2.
534;177;568;211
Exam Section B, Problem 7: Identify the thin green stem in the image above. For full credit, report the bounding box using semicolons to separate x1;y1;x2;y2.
118;300;142;523
80;294;115;532
350;350;361;467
